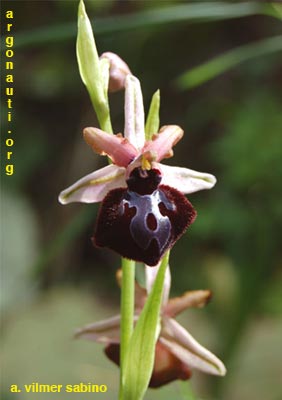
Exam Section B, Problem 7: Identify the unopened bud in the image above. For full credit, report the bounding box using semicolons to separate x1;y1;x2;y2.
100;52;131;92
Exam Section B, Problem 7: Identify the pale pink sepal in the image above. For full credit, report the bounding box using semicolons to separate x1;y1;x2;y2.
74;315;122;344
157;164;217;194
83;127;138;167
161;318;226;376
124;75;145;150
75;314;139;344
58;164;126;204
143;125;184;162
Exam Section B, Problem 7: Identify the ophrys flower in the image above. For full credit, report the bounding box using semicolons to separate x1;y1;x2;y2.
59;75;216;265
75;265;226;387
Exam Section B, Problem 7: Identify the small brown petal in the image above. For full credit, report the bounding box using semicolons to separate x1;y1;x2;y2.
165;290;212;317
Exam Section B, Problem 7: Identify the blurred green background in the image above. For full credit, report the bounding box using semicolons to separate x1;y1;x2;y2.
1;1;282;399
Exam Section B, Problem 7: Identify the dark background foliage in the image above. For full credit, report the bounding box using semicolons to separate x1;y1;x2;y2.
1;1;282;399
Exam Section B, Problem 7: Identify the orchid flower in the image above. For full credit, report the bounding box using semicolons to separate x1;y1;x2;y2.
59;73;216;266
75;264;226;387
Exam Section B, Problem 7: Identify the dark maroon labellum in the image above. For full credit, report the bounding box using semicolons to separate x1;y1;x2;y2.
94;168;197;266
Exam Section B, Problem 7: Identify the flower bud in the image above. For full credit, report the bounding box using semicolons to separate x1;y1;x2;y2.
100;52;131;92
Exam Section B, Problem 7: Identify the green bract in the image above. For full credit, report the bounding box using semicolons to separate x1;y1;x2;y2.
76;0;112;133
145;89;160;141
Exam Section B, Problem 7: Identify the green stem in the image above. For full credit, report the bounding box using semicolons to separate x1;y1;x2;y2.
96;81;131;400
121;252;169;400
119;258;135;400
90;94;113;134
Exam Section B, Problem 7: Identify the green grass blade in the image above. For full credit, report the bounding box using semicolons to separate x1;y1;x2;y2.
12;2;265;50
177;35;282;90
264;2;282;20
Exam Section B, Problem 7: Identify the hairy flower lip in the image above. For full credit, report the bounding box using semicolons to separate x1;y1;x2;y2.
93;174;197;266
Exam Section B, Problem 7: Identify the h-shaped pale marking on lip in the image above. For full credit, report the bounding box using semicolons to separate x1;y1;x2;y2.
120;189;175;252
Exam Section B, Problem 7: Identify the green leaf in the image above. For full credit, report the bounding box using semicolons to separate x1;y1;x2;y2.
176;35;282;90
76;0;112;132
145;90;160;140
122;253;169;400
